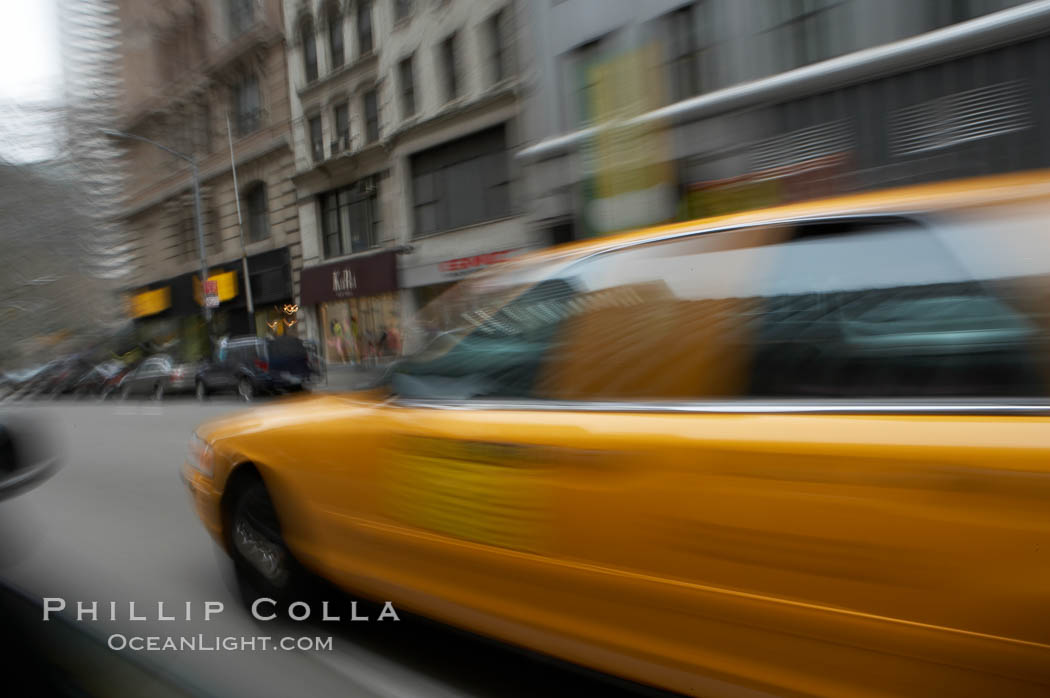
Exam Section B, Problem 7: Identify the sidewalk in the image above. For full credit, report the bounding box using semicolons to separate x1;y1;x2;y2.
312;362;391;392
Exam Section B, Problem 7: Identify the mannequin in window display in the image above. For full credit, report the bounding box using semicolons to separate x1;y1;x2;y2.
382;305;402;356
349;313;361;363
328;319;348;363
385;323;402;356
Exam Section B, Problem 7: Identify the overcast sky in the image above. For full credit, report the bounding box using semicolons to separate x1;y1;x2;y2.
0;0;63;162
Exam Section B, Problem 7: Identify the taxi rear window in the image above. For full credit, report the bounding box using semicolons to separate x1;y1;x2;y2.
538;214;1050;401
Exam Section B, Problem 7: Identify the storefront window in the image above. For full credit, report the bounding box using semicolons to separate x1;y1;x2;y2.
320;292;401;364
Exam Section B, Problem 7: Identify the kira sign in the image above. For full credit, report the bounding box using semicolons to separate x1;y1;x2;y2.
332;269;357;295
299;251;399;305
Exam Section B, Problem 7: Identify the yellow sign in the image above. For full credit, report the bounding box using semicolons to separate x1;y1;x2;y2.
128;287;171;319
193;271;239;306
582;43;676;235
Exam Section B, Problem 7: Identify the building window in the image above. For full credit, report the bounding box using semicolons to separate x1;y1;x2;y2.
394;0;414;23
244;182;270;242
769;0;841;71
667;4;699;101
333;103;350;152
399;55;416;118
234;76;261;136
308;115;324;161
195;101;212;155
301;19;318;83
487;9;507;85
410;124;510;237
328;6;344;68
228;0;254;37
440;33;458;101
319;178;379;258
363;90;379;143
357;0;374;55
925;0;1022;30
565;38;605;127
178;197;198;262
206;195;222;254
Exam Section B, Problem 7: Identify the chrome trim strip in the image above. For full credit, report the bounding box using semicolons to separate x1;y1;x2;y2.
393;398;1050;416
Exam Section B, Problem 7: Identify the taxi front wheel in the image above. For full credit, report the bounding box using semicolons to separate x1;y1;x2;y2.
228;476;306;611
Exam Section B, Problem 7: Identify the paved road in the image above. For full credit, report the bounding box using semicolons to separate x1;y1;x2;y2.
0;398;663;698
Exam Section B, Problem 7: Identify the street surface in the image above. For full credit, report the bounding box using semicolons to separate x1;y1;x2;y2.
0;397;663;698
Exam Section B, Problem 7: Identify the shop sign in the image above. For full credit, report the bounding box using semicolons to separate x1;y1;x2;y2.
193;271;239;306
128;287;171;319
300;251;399;305
332;268;356;295
438;250;516;277
401;246;537;288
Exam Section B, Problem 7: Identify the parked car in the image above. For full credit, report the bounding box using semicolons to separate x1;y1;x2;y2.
0;366;48;399
71;361;125;398
118;355;197;400
194;336;312;401
186;172;1050;698
33;357;93;398
100;362;139;400
302;339;325;383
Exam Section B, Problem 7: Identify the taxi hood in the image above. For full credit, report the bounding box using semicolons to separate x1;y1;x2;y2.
193;390;388;443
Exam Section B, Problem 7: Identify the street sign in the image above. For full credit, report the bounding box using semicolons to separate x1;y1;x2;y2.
204;280;218;295
205;295;220;308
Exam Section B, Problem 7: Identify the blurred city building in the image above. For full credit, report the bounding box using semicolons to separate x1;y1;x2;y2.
518;0;1048;241
283;0;534;366
108;0;301;360
56;0;133;292
0;0;133;368
0;160;118;368
74;0;1050;367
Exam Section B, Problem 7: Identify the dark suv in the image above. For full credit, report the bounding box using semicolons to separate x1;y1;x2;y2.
195;336;313;401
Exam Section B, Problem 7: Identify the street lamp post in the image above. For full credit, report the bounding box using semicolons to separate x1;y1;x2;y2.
100;129;211;325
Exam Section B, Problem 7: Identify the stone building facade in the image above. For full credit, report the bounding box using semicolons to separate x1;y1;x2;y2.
115;0;303;358
281;0;537;365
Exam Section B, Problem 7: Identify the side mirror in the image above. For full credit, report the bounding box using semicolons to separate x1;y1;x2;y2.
0;416;61;500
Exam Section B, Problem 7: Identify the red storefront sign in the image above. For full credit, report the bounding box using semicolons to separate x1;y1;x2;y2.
438;250;515;274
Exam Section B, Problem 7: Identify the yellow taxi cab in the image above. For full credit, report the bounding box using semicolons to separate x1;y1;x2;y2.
183;171;1050;697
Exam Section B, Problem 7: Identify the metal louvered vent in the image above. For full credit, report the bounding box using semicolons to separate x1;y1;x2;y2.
891;80;1030;157
750;120;852;172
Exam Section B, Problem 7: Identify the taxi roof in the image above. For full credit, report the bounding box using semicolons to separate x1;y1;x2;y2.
501;169;1050;275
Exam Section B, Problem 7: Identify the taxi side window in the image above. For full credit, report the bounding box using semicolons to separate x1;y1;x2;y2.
537;217;1047;402
746;218;1045;398
537;225;784;400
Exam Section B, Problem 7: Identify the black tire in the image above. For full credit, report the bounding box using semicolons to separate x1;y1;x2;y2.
195;381;207;401
152;383;164;401
227;476;304;609
237;378;254;402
